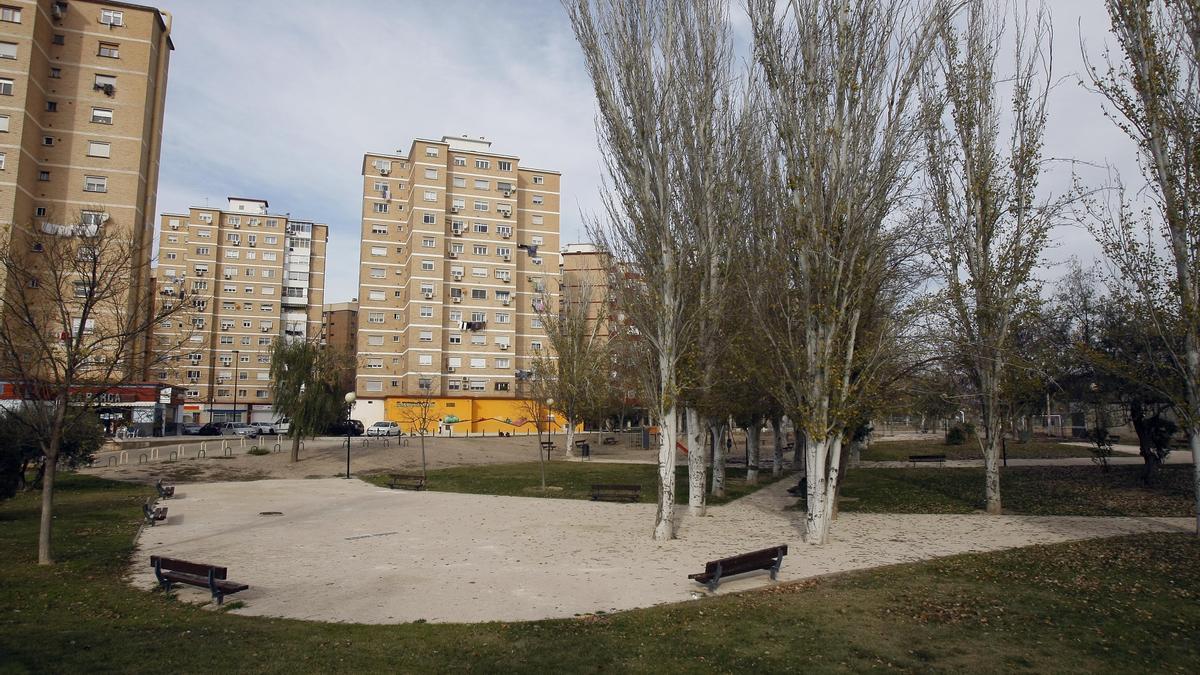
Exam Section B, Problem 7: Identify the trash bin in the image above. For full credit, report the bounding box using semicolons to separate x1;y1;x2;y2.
581;442;591;459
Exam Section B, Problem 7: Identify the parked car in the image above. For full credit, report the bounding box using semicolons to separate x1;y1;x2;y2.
366;421;401;437
219;422;259;438
326;419;364;436
274;417;291;434
180;423;204;435
195;423;222;436
251;421;278;435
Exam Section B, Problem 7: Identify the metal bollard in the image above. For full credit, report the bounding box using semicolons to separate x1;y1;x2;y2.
240;437;247;448
107;456;117;467
138;453;148;465
119;450;129;465
273;443;281;453
196;448;206;459
169;450;178;461
150;448;161;461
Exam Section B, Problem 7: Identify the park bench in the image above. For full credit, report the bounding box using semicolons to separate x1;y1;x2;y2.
689;545;789;592
590;484;641;503
602;436;619;445
908;454;946;463
1106;434;1121;444
387;473;427;491
142;500;167;526
155;479;175;499
150;555;248;605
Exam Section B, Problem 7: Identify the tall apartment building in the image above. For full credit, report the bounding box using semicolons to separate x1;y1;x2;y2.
0;0;172;373
355;135;560;431
321;300;357;392
153;198;328;424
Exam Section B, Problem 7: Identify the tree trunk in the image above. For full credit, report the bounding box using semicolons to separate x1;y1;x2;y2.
794;430;805;473
848;437;862;468
685;407;706;516
804;434;845;545
980;372;1003;514
290;432;301;463
565;419;576;459
1190;426;1200;536
771;417;783;476
37;452;57;565
711;423;726;498
654;406;679;540
746;422;760;484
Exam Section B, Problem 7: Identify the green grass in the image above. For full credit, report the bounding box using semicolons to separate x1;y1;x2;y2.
861;438;1094;461
363;461;791;505
831;465;1196;516
1;474;1199;673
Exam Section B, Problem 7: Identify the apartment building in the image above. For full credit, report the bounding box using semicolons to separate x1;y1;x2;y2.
0;0;172;374
321;300;357;392
355;135;560;432
152;198;328;424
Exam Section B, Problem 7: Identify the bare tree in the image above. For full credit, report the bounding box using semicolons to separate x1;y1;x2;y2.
532;278;610;458
566;0;724;540
394;387;438;479
924;0;1060;514
1084;0;1200;534
0;216;191;564
747;0;945;544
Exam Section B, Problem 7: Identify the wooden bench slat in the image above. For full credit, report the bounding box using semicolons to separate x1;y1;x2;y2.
689;545;788;592
908;454;946;463
151;556;246;604
387;474;427;490
590;483;641;502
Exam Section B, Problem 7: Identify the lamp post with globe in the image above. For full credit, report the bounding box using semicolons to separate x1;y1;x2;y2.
344;391;357;478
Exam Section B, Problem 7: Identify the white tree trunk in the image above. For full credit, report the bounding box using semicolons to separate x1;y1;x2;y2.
772;418;784;476
746;423;761;484
711;423;726;497
654;406;679;540
685;407;706;516
804;434;845;545
565;420;576;459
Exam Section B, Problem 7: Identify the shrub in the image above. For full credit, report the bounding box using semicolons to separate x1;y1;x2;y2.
945;425;967;445
246;447;269;456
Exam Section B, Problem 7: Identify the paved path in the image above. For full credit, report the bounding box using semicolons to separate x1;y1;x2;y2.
129;478;1192;624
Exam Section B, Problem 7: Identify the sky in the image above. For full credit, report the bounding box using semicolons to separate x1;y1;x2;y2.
153;0;1139;304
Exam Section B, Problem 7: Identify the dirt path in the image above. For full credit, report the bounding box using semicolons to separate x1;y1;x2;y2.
128;477;1192;624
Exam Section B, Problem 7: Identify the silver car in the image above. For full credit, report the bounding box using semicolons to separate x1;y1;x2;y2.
366;421;401;437
220;422;259;438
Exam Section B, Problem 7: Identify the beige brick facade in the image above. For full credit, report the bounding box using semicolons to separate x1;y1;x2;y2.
151;198;327;423
0;0;172;374
354;135;560;426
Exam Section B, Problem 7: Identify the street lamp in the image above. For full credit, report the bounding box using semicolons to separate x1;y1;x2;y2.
344;391;357;479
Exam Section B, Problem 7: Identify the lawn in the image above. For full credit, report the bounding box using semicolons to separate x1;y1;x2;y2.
861;437;1095;461
832;465;1195;516
0;474;1198;672
363;461;791;506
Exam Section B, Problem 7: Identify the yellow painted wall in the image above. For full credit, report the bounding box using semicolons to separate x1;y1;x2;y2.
385;397;581;435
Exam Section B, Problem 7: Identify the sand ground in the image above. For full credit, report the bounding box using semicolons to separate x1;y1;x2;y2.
128;477;1192;624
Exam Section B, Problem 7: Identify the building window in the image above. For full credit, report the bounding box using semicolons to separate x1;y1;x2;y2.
422;238;435;248
533;175;545;184
473;245;488;255
42;136;54;146
453;157;466;166
473;201;488;212
419;330;433;342
0;42;16;59
533;195;544;205
0;115;7;131
423;190;437;202
99;8;124;26
453;177;466;189
473;223;488;233
370;246;386;257
499;161;512;172
449;334;462;344
91;107;113;124
0;6;21;23
0;152;5;170
98;42;119;58
495;358;510;369
373;203;388;213
94;74;116;94
51;34;65;45
49;67;61;79
471;289;486;300
83;176;107;192
46;101;58;112
371;225;388;235
419;305;433;318
38;171;49;181
474;179;490;190
422;213;436;225
424;168;437;179
425;147;439;157
0;78;12;96
421;260;434;271
475;159;490;169
87;141;111;158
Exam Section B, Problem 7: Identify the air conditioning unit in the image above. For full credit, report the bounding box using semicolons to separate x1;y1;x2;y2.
447;367;456;373
499;343;509;350
450;206;461;213
188;378;199;383
452;296;461;303
452;229;463;237
380;167;391;175
233;223;240;229
249;242;256;247
169;223;179;230
260;327;270;333
223;273;232;280
502;255;511;262
501;298;510;306
448;251;458;258
424;292;434;299
501;232;511;239
501;211;511;218
503;190;512;197
501;276;510;283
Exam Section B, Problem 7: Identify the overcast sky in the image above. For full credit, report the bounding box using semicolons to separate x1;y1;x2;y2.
154;0;1136;303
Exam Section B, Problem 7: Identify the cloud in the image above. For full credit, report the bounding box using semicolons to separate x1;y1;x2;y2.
155;0;1143;302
